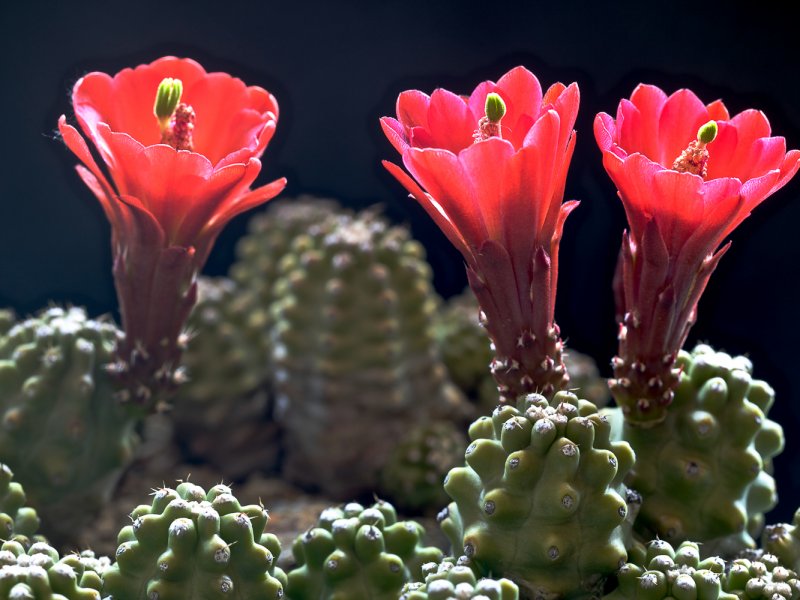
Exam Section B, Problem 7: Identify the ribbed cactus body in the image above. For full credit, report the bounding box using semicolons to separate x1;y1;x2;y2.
608;345;783;556
724;554;800;600
271;209;463;497
400;557;519;600
0;540;103;599
102;481;285;599
286;499;442;600
171;277;279;478
604;540;734;600
442;391;635;600
0;464;40;547
762;510;800;572
0;307;137;545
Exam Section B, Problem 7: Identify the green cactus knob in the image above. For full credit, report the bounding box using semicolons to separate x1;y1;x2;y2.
762;509;800;572
443;391;635;599
400;557;520;599
0;540;103;599
0;306;138;546
724;554;800;600
102;481;286;599
0;463;41;547
286;499;443;600
607;344;783;556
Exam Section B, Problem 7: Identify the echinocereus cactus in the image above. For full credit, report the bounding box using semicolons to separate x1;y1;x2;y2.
271;208;465;498
594;85;800;425
102;481;286;599
286;499;442;600
762;509;800;572
0;540;105;599
382;66;580;401
170;276;280;479
442;391;635;599
605;345;783;556
59;56;286;408
0;307;138;546
604;539;733;600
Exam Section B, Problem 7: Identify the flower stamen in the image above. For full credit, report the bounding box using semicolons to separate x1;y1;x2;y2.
474;92;506;142
672;120;717;177
154;77;195;151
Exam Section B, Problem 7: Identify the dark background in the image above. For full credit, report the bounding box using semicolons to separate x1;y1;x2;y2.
2;0;800;521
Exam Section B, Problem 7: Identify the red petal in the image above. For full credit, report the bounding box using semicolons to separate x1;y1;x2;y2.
615;154;664;240
650;168;705;253
629;84;668;162
428;89;477;153
495;66;544;149
593;112;617;153
380;117;409;154
397;90;431;128
705;99;730;121
658;89;709;167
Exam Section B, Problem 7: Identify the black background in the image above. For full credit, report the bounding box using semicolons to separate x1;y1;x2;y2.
2;0;800;521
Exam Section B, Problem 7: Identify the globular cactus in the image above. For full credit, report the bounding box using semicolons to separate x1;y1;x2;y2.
378;421;468;514
271;208;465;497
762;509;800;572
442;391;635;600
0;306;138;546
434;289;610;412
0;540;103;599
1;463;40;547
724;554;800;600
0;310;14;339
171;277;280;479
102;481;286;599
607;345;784;556
400;557;519;600
604;539;733;600
286;499;443;600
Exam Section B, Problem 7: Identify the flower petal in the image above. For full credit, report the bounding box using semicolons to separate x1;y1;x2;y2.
657;89;709;167
428;88;476;153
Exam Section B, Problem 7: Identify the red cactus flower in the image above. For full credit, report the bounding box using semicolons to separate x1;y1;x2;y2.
595;84;800;425
59;56;286;407
381;66;580;401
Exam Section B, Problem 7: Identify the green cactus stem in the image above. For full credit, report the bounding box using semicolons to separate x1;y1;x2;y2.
724;554;800;600
286;499;442;600
606;344;783;557
102;481;286;599
400;557;520;599
762;509;800;572
443;391;635;599
0;463;41;547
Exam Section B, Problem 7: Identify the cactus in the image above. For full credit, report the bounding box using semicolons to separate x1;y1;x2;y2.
102;481;286;599
434;289;611;412
606;344;784;556
286;499;443;600
0;306;138;546
400;557;520;600
724;554;800;600
442;391;635;599
379;421;468;514
604;539;734;600
170;277;280;479
762;509;800;572
271;208;466;497
0;540;103;599
1;463;41;548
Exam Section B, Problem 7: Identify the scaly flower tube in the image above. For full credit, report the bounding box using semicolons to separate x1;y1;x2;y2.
381;66;579;402
59;56;286;408
595;84;800;425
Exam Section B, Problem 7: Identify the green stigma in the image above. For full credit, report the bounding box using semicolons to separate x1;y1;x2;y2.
697;120;718;144
485;93;506;123
154;78;183;130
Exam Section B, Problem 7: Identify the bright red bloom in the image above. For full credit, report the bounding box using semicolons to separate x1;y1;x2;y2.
381;66;580;401
595;84;800;424
59;57;286;406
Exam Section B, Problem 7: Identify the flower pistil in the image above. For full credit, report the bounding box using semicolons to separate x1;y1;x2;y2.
672;120;718;177
154;77;194;151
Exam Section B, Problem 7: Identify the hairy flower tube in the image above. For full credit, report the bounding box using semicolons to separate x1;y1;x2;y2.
381;66;580;402
594;84;800;426
58;56;286;408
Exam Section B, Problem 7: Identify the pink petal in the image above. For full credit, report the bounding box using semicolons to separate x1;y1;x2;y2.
428;88;476;153
658;89;709;167
593;112;618;153
629;84;668;162
397;90;431;128
380;117;410;154
651;168;705;252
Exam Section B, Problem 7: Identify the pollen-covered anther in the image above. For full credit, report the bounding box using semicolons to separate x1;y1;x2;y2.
673;120;717;177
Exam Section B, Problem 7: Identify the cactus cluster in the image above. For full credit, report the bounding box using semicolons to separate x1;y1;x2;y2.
400;557;519;600
762;509;800;573
0;306;137;545
1;463;40;547
442;391;635;599
271;208;464;497
606;345;784;556
287;499;442;600
102;481;286;599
